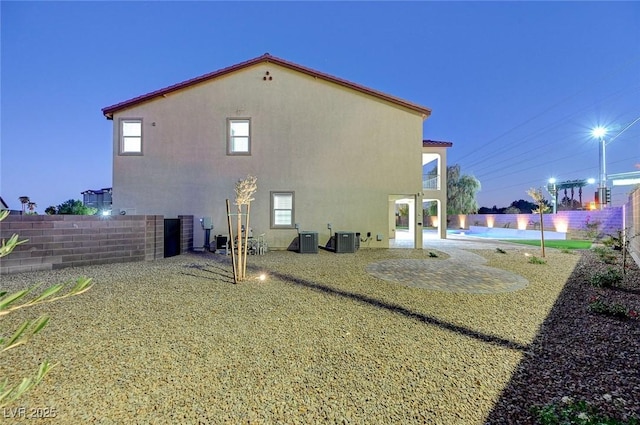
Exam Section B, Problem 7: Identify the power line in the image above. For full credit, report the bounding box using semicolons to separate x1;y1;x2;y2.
454;56;640;165
462;84;640;173
608;114;640;144
463;106;639;185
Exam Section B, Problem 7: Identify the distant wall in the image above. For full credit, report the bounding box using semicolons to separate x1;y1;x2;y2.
0;215;194;275
447;208;623;238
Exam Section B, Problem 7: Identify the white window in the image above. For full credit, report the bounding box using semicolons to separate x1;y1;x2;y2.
271;192;294;228
228;119;250;155
120;119;142;154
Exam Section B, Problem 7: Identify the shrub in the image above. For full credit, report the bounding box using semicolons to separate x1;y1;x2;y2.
590;267;623;288
528;255;546;265
602;230;624;251
588;297;636;319
584;216;602;240
593;246;617;264
532;397;639;425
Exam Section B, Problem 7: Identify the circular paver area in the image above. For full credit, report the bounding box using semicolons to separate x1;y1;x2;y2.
366;258;528;294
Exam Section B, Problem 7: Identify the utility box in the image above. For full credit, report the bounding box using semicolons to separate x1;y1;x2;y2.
334;231;356;253
200;217;213;230
216;235;228;251
298;231;318;254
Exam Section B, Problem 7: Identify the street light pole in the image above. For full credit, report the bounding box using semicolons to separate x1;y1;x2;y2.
599;136;606;201
592;127;608;209
547;178;557;214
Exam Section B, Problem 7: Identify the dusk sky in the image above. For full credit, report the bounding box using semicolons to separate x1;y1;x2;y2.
2;1;639;213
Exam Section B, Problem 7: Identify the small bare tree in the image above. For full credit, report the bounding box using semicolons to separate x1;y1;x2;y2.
226;175;257;283
527;187;550;258
621;229;636;275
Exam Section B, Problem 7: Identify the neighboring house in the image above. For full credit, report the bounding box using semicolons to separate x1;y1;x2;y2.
102;54;450;250
0;196;21;215
81;188;113;212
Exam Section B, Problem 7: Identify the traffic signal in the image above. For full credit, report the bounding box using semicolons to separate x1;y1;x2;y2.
606;188;611;204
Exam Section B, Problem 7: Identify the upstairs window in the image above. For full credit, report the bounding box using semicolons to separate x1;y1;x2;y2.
228;119;250;155
120;119;142;154
271;191;294;228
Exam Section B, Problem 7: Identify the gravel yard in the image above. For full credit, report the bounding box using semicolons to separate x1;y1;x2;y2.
1;244;638;424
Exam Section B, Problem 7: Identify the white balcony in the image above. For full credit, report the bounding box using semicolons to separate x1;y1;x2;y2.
423;174;440;190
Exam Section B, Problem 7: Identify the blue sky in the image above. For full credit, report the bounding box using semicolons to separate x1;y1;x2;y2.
2;1;639;212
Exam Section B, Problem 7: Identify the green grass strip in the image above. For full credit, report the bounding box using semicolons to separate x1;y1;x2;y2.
500;240;592;250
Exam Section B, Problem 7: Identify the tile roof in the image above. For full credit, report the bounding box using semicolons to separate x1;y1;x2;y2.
102;53;432;119
423;139;453;148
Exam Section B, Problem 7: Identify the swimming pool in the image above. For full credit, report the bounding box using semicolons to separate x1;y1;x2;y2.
448;226;567;240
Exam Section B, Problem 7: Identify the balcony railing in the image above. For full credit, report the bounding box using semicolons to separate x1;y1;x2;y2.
423;175;440;190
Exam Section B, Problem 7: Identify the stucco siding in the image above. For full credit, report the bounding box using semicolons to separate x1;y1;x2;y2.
112;63;424;249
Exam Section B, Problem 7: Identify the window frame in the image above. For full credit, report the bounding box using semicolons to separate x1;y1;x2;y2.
119;118;143;155
270;191;295;229
227;118;251;155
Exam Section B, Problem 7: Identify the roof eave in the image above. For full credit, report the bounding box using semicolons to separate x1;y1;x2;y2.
423;140;453;148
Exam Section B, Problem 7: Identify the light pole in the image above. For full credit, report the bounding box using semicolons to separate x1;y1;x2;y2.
592;127;608;209
546;178;557;214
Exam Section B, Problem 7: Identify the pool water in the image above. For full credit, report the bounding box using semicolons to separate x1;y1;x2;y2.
447;230;526;240
447;226;566;240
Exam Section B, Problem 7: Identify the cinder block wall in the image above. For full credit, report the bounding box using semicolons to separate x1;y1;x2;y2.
179;215;194;254
628;189;640;265
0;215;166;274
145;215;164;261
448;208;623;237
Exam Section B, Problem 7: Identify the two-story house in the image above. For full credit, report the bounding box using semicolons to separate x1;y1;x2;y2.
81;188;113;212
102;54;449;250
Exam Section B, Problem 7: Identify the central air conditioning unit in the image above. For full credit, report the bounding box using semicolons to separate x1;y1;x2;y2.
298;231;318;254
334;231;356;253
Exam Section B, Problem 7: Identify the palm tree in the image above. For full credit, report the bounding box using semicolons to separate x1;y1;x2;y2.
18;196;30;214
27;202;37;213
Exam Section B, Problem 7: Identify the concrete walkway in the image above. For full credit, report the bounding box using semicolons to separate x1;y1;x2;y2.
366;231;530;294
